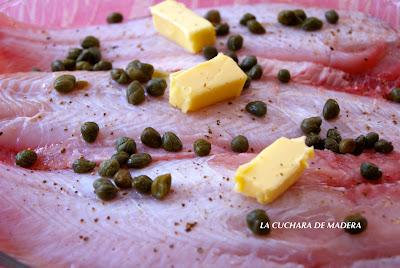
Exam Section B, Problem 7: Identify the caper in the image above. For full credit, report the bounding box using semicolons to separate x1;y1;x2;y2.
239;55;257;71
72;157;96;173
51;60;65;72
246;19;266;34
360;162;382;180
300;116;322;134
277;10;299;26
162;132;183;152
111;151;130;165
352;135;365;156
227;35;243;51
215;23;229;36
193;139;211;157
76;61;93;71
107;12;123;24
231;135;249;153
246;209;271;236
95;183;118;201
339;139;356;154
15;149;37;168
277;69;291;83
326;128;342;143
98;159;120;177
81;35;100;48
81;122;99;143
344;214;368;234
293;9;307;21
325;137;339;153
115;137;136;154
302;17;323;31
113;169;132;189
133;175;153;194
146;78;167;97
305;133;324;150
53;74;76;94
365;132;379;148
93;60;112;71
243;76;251;89
111;68;131;84
63;59;76;71
127;81;145;105
247;64;263;80
76;47;101;64
240;13;256;26
223;51;238;63
204;9;221;24
325;10;339;24
245;101;267;117
141;127;162;148
203;46;218;60
323;99;340;120
126;60;154;83
151;173;172;200
67;48;83;60
127;153;152;169
388;87;400;103
374;139;394;154
93;177;114;189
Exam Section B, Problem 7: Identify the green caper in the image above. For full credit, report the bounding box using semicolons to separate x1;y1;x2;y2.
293;9;307;21
215;23;230;36
162;132;183;152
204;9;221;24
365;132;379;148
388;87;400;103
324;137;339;153
360;162;382;180
67;48;83;60
193;139;211;157
81;122;99;143
239;55;257;71
344;214;368;234
98;159;120;177
305;133;324;150
325;10;339;24
63;59;76;71
203;46;218;60
231;135;249;153
277;10;299;26
277;69;291;83
339;139;356;154
227;35;243;51
93;177;114;189
151;173;172;200
302;17;323;31
141;127;162;148
247;64;263;80
300;116;322;134
374;139;394;154
127;153;152;169
95;183;118;201
127;81;145;105
81;35;100;48
111;68;131;84
115;137;136;154
223;51;238;63
76;61;93;71
352;135;366;156
51;60;65;72
246;209;271;236
72;157;96;173
245;101;267;117
15;149;37;168
53;74;76;94
239;13;256;26
107;12;123;24
145;78;167;97
246;19;265;34
76;47;101;64
326;128;342;143
133;175;153;194
323;99;340;120
126;60;154;83
113;169;132;189
93;60;112;71
243;76;251;89
111;151;130;165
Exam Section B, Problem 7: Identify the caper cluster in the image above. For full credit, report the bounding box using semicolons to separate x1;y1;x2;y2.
239;12;265;34
204;9;230;37
238;55;263;89
277;9;339;31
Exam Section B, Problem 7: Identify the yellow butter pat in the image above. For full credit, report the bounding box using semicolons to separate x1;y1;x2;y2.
150;0;216;53
234;136;314;204
169;53;247;113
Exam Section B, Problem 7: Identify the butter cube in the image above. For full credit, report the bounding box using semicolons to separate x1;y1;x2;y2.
169;53;247;113
150;0;216;53
234;137;314;204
